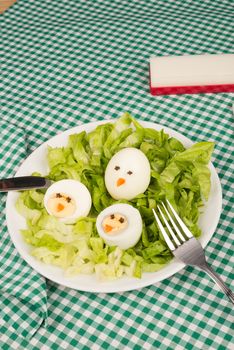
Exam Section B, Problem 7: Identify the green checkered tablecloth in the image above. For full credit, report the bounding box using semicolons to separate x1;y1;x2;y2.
1;0;234;348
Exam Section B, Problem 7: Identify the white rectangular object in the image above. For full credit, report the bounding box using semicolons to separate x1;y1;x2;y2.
149;54;234;95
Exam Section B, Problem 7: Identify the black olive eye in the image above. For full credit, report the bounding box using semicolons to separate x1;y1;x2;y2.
127;170;133;175
114;166;120;170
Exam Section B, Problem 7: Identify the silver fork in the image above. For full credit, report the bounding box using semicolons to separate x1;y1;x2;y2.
153;200;234;305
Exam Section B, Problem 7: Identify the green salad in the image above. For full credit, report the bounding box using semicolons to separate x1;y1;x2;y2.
16;113;214;280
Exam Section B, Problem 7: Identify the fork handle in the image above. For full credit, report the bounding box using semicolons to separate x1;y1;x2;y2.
202;263;234;305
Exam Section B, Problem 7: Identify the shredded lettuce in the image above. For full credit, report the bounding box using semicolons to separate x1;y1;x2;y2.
16;113;214;280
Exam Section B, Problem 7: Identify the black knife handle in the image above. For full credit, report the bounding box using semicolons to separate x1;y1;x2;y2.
0;176;51;192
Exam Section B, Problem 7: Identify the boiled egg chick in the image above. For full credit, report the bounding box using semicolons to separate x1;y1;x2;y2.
105;147;151;200
44;179;91;222
96;203;142;250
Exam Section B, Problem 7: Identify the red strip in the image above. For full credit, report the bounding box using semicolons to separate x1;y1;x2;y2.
150;83;234;95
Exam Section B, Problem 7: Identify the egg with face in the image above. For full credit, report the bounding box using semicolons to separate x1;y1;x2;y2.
105;147;151;200
96;203;142;250
44;179;92;223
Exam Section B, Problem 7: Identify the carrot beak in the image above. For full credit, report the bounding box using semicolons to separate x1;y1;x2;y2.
116;178;126;187
104;224;113;233
57;203;65;212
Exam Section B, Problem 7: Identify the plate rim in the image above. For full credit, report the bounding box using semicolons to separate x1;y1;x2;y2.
5;119;222;293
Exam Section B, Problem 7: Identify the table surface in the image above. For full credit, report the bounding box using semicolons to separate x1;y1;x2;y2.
0;0;16;13
1;0;234;349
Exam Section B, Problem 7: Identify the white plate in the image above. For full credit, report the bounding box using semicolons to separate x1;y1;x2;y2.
6;120;222;293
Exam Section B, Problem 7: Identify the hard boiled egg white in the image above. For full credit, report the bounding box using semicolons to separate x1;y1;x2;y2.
96;203;142;250
105;147;151;200
44;179;92;223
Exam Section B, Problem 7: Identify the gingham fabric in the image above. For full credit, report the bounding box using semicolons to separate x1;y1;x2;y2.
1;0;234;349
0;120;48;340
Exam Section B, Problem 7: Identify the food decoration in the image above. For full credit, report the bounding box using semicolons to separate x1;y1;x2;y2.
16;113;214;280
104;147;151;200
96;203;142;250
44;179;92;222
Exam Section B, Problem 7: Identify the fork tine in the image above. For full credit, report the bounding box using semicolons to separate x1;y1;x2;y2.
161;202;186;242
157;205;181;246
166;199;193;239
152;208;175;251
